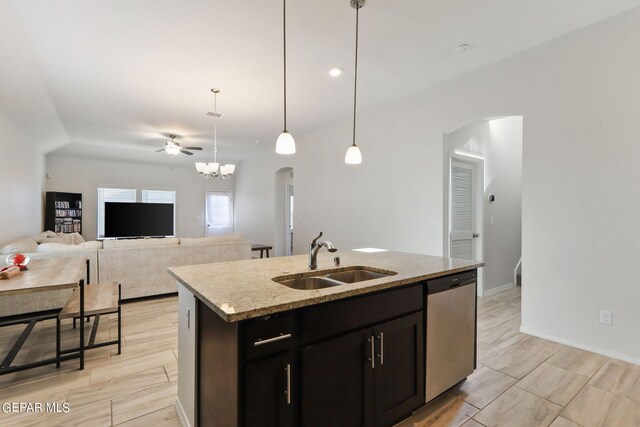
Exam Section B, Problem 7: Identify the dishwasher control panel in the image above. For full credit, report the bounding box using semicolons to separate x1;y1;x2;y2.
427;270;476;294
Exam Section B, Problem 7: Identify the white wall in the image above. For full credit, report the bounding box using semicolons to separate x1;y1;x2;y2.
236;8;640;362
0;110;44;246
45;155;235;241
447;117;523;293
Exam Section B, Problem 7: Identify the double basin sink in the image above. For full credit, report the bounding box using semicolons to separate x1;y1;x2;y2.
273;266;397;290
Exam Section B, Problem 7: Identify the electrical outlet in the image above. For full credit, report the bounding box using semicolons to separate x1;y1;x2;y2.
600;310;612;326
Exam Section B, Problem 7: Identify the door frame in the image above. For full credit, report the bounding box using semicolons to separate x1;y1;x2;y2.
274;167;294;257
444;151;485;296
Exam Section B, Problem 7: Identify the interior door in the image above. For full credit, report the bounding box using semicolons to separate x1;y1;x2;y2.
206;191;234;236
450;160;477;260
284;183;293;256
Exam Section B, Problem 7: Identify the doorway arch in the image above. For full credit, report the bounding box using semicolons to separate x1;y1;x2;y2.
443;116;523;296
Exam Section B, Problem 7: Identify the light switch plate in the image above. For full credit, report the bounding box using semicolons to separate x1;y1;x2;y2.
600;310;612;325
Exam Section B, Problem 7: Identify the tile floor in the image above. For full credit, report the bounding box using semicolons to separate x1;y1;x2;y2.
396;286;640;427
0;285;638;426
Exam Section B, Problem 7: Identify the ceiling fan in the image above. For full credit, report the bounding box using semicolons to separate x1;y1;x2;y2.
152;135;203;156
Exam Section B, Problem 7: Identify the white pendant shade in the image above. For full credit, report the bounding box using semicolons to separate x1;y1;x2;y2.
276;131;296;154
345;145;362;164
220;164;236;175
195;162;219;174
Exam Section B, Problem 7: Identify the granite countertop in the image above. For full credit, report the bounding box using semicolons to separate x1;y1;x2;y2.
168;251;483;322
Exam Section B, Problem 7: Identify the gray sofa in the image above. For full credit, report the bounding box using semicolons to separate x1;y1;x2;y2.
0;234;251;317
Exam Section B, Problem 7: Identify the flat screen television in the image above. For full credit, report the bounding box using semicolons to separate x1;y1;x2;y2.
105;202;174;238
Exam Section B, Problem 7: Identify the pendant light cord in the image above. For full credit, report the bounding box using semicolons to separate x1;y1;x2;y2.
352;4;359;147
213;92;218;163
283;0;288;131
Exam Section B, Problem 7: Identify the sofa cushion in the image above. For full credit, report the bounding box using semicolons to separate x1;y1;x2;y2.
37;241;103;252
0;238;39;255
179;234;245;246
102;237;180;250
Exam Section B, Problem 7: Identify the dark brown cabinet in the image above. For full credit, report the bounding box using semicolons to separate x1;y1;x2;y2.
243;353;296;427
301;311;423;427
197;282;427;427
301;329;373;427
372;312;424;427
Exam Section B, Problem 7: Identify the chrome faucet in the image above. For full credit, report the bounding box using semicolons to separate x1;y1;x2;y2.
309;231;337;270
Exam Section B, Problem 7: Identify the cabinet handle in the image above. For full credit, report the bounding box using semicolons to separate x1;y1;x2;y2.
377;332;384;365
285;363;291;405
253;333;292;346
368;336;375;369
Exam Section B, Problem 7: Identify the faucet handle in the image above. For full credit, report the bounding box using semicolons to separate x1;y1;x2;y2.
311;231;323;246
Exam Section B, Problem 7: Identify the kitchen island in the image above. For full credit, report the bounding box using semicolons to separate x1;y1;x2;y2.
169;250;483;427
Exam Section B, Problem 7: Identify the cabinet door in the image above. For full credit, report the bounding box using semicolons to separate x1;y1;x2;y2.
301;329;374;427
372;311;424;427
243;353;296;427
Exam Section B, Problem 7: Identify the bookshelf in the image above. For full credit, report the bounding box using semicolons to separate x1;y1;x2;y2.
45;192;83;234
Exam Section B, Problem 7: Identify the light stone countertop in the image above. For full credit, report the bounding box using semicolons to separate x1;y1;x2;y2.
168;251;483;322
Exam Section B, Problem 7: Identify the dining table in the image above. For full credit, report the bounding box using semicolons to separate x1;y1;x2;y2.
0;257;88;375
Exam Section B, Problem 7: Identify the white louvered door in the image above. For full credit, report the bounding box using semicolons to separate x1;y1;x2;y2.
450;161;476;260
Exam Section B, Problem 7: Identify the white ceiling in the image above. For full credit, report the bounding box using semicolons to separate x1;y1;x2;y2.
1;0;639;166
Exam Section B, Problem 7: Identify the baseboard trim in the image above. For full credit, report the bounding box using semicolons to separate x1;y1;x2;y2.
175;398;192;427
482;282;515;297
122;292;178;304
520;326;640;366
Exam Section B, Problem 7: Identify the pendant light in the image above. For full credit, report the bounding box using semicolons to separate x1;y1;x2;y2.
345;0;364;165
195;89;236;180
275;0;296;154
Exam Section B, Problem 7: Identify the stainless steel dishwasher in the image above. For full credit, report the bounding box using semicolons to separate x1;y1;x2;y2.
425;270;477;402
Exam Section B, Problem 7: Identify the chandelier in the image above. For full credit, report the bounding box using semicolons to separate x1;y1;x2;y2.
195;88;236;180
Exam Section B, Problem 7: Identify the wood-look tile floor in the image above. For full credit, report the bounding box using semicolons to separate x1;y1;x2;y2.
0;286;638;426
397;286;640;427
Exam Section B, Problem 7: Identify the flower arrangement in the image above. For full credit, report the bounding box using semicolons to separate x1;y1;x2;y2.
6;253;30;271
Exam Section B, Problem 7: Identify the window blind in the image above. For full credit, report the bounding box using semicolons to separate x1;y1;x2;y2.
141;190;176;204
97;188;136;238
206;192;233;228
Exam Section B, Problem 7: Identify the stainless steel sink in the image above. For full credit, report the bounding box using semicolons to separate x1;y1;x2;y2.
325;269;391;284
277;276;343;290
274;266;397;290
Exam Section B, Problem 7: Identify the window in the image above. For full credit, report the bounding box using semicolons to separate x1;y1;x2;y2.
97;188;176;238
141;190;176;205
206;191;234;236
97;188;136;238
142;190;176;235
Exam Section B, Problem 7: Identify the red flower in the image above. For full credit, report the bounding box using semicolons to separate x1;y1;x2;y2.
13;253;26;265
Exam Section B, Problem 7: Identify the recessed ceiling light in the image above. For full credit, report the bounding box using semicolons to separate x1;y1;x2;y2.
329;67;343;77
455;43;470;53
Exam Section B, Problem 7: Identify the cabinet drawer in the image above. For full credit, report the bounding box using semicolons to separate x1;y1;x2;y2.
242;311;296;360
301;283;423;343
